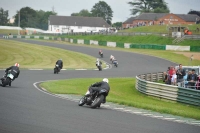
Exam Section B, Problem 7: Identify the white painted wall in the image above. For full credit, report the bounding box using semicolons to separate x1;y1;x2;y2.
49;25;108;33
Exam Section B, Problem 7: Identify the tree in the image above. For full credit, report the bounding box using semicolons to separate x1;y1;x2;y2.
112;22;122;28
0;7;9;25
13;7;56;30
71;9;92;17
14;7;37;28
188;10;200;17
128;0;169;15
91;1;113;25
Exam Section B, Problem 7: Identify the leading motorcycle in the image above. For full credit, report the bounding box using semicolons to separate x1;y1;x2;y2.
1;71;14;87
78;86;108;109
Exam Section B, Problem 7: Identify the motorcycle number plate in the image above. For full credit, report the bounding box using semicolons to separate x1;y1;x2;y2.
8;74;14;79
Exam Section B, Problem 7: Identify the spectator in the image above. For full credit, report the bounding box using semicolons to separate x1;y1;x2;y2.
183;70;191;88
196;75;200;90
163;72;168;84
187;69;198;89
176;64;186;86
171;70;177;86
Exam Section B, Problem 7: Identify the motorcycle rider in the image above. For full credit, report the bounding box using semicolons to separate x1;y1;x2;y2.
99;49;103;55
56;59;63;70
85;78;110;103
110;55;115;61
1;63;20;86
96;58;102;67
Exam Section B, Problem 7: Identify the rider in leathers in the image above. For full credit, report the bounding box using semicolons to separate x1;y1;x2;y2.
1;63;20;86
87;78;110;103
56;59;63;70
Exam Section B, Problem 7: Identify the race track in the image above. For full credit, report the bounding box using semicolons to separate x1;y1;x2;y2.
0;39;199;133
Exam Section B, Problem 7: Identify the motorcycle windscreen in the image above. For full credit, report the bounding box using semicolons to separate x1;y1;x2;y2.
7;74;14;79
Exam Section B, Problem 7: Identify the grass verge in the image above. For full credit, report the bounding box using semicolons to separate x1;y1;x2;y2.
60;34;200;46
40;77;200;120
0;39;103;69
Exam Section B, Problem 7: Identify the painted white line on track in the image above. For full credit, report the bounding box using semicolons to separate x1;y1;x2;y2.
123;110;132;112
132;112;143;114
29;69;43;70
153;116;163;118
143;114;153;116
114;108;124;110
164;118;176;120
61;69;67;70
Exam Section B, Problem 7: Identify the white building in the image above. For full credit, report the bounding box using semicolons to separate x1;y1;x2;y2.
48;15;110;33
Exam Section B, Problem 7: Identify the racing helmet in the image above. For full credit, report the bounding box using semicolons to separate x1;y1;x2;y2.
103;78;109;83
96;58;99;61
14;63;20;67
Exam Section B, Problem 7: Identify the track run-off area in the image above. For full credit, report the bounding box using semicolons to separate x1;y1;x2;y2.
0;38;199;133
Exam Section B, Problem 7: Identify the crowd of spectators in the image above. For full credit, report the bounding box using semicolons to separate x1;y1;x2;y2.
163;64;200;90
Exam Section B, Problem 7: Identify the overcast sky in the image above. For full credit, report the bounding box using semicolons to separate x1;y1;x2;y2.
0;0;199;22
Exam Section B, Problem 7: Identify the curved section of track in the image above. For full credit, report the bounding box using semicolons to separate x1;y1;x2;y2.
0;39;199;133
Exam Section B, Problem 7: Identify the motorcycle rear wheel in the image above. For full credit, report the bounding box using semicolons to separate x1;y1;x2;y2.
91;95;104;109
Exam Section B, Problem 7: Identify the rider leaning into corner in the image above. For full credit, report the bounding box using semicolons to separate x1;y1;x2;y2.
1;63;20;86
85;78;110;103
56;59;63;69
110;55;115;61
96;58;102;66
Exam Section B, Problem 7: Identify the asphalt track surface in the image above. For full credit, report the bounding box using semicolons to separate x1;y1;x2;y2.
0;39;199;133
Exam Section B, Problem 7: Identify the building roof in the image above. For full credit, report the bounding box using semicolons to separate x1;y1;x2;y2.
176;14;200;22
49;15;110;27
123;17;136;24
135;13;168;20
124;13;200;23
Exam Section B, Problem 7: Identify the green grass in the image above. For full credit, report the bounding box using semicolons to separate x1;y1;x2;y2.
120;24;200;34
0;29;19;35
40;78;200;120
60;34;200;46
0;39;101;69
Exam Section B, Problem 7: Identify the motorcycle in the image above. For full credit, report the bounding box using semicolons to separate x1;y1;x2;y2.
96;61;102;71
54;64;60;74
1;71;14;87
99;51;103;58
78;87;108;109
113;60;118;67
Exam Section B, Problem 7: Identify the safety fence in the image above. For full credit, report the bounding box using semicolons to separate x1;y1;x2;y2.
136;72;200;106
7;35;200;52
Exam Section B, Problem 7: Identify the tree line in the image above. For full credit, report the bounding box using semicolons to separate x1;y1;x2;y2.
0;0;199;30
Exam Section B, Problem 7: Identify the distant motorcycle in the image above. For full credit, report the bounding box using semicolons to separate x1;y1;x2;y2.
1;71;14;87
78;86;108;109
113;60;118;67
54;64;60;74
99;51;103;58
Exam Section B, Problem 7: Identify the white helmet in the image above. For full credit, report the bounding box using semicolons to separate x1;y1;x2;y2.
103;78;109;83
14;63;20;67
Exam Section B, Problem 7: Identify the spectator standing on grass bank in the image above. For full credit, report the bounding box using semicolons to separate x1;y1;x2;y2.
187;69;198;89
171;70;177;86
163;72;168;84
183;70;191;88
176;64;186;83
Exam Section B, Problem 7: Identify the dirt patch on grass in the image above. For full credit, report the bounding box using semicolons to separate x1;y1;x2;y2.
174;52;200;61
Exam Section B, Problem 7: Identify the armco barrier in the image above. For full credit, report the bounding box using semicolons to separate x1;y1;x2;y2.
136;73;200;106
8;35;197;51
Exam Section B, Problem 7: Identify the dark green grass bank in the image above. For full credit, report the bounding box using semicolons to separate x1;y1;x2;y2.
40;78;200;120
61;35;200;46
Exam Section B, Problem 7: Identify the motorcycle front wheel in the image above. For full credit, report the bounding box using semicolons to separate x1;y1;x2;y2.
78;97;86;106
